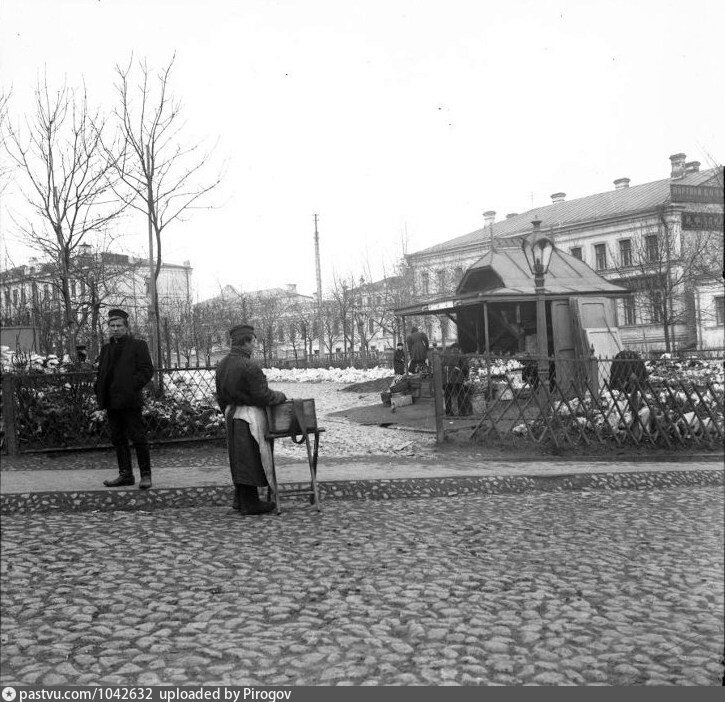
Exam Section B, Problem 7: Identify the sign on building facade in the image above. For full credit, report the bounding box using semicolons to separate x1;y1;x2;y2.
681;211;725;230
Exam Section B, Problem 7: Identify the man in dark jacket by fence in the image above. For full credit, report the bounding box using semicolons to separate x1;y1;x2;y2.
95;309;154;489
215;323;288;516
442;343;472;416
393;342;406;375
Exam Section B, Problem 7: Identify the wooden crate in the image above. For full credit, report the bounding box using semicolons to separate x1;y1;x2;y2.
407;376;422;390
390;392;413;409
266;399;317;435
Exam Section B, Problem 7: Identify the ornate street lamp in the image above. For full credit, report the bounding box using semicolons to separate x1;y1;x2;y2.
521;219;555;386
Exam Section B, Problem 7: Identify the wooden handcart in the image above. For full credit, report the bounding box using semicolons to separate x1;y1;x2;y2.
265;399;324;514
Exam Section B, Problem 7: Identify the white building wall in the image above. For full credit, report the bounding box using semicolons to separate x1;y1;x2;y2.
695;282;725;349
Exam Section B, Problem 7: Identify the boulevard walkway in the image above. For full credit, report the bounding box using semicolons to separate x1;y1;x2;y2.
1;445;722;513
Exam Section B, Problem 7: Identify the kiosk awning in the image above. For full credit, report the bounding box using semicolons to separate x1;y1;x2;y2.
394;246;629;317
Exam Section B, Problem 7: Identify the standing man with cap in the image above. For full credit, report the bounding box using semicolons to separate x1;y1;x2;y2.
215;323;288;515
95;309;155;489
393;342;406;376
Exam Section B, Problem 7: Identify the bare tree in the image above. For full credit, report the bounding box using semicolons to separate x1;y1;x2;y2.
248;291;286;366
75;247;147;358
193;285;246;365
109;55;224;373
328;271;357;363
608;209;723;351
0;90;12;195
163;292;196;367
4;78;126;356
286;298;314;363
1;246;146;358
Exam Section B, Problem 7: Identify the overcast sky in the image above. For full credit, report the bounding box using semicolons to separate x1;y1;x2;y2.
1;0;723;300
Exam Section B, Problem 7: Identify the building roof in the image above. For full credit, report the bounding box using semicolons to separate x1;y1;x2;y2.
198;284;313;307
395;246;628;316
412;167;722;257
458;247;628;296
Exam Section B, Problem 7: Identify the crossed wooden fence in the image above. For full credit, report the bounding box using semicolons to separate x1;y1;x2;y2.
434;353;724;449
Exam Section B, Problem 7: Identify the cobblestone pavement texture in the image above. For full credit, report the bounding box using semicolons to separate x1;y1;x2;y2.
1;487;723;686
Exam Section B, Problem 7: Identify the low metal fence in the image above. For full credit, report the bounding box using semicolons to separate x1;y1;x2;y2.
433;352;724;449
1;368;224;455
267;352;394;370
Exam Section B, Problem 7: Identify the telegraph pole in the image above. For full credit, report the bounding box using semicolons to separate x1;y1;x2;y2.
313;214;324;359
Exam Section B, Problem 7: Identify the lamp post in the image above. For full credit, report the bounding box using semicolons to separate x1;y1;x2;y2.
521;219;555;387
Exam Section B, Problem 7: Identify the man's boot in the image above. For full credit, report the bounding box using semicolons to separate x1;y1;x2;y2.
230;487;240;512
236;484;276;515
104;445;134;487
136;444;152;490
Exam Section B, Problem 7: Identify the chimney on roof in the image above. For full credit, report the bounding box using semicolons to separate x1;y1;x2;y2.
506;213;518;219
685;161;700;173
669;152;687;179
550;192;566;203
614;177;630;190
483;210;496;226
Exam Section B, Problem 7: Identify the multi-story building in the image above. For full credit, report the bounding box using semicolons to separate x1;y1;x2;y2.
343;275;407;356
0;247;193;356
194;276;409;366
195;283;316;364
405;153;724;351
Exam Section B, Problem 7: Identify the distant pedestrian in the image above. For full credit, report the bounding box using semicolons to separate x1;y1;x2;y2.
393;342;406;375
95;309;154;489
406;325;430;374
442;343;471;416
215;323;288;516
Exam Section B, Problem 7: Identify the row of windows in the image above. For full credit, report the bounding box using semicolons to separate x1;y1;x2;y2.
619;294;725;326
420;266;465;295
620;294;663;325
2;280;93;309
570;236;659;271
269;316;455;345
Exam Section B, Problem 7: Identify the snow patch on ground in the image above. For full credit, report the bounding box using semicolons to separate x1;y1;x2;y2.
268;381;436;459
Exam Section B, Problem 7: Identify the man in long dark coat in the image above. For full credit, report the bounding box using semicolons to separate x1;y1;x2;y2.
393;342;406;376
406;325;430;374
215;323;288;516
94;309;155;489
441;342;472;416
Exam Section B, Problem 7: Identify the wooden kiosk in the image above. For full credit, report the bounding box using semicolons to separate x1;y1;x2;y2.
395;245;630;389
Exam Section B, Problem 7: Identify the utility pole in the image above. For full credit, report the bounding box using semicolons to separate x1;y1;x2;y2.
313;214;324;360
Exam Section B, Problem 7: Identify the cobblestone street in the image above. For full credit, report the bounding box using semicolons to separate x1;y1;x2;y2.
1;486;723;686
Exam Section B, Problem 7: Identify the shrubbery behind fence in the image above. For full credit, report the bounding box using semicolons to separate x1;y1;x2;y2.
1;368;223;454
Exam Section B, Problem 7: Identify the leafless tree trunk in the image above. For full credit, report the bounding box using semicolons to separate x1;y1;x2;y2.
0;90;12;195
4;79;126;357
109;55;224;380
